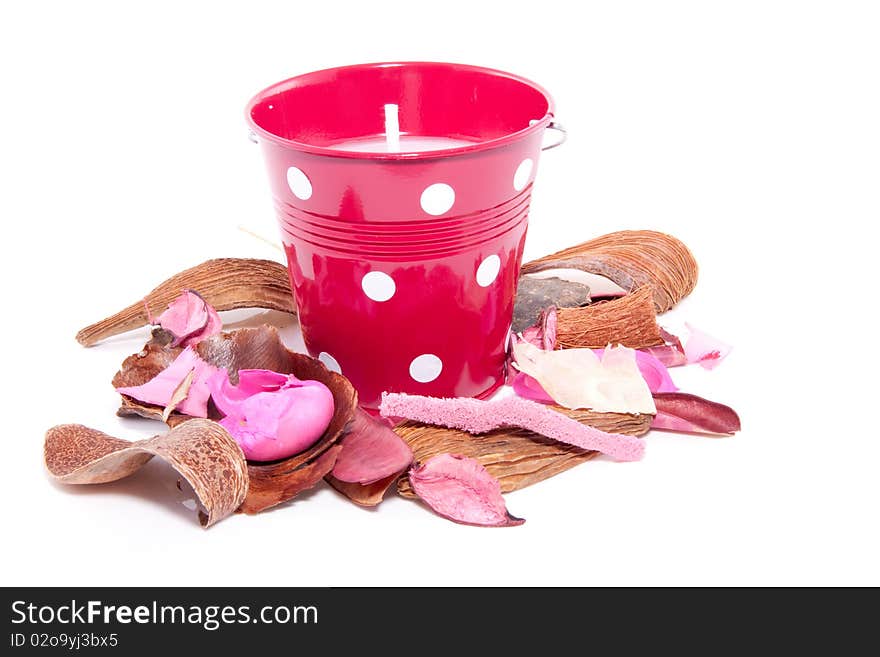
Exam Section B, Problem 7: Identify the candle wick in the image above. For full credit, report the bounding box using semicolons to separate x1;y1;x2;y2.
384;104;400;152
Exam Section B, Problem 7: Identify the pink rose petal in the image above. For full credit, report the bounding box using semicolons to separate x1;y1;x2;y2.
208;368;293;416
520;325;543;349
198;301;222;343
155;290;222;347
331;409;413;485
511;371;556;404
156;291;208;346
633;350;679;393
652;392;741;435
683;323;732;370
380;393;645;462
116;346;218;418
409;454;524;527
209;368;335;462
642;345;689;367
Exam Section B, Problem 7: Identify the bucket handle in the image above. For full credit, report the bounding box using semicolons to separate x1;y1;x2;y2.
542;121;567;151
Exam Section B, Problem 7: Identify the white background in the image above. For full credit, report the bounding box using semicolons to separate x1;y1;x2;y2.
1;1;877;586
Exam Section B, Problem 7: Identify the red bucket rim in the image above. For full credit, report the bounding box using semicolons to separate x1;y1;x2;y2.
245;61;555;161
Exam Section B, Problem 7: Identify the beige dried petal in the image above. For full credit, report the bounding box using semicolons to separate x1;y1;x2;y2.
512;341;656;414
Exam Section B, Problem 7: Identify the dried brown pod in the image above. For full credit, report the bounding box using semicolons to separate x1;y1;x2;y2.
76;258;295;347
112;325;358;513
396;407;650;497
43;419;248;527
512;276;590;333
521;230;698;313
555;286;664;349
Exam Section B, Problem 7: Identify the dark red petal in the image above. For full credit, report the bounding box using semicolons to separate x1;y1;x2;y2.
331;409;413;485
652;392;741;436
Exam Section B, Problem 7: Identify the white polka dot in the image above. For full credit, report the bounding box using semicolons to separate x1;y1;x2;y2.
476;254;501;287
287;166;313;200
318;352;341;374
409;354;443;383
361;271;396;302
513;158;534;191
420;183;455;216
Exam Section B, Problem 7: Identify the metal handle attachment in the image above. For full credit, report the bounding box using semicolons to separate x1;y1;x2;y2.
542;121;567;151
248;130;259;144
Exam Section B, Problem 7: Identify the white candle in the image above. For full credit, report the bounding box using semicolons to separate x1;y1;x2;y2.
384;103;401;152
326;134;476;153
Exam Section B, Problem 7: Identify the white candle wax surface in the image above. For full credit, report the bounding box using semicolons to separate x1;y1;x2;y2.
325;134;476;153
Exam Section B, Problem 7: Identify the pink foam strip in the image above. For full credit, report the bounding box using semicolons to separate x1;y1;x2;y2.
380;393;645;462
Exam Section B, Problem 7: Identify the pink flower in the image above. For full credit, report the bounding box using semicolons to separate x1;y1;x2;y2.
208;369;334;462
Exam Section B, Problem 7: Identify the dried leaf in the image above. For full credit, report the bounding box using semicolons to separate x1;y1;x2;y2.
555;286;664;349
652;392;741;436
76;258;295;347
408;454;524;527
521;230;699;313
396;408;651;497
380;393;646;462
43;419;248;527
512;276;590;333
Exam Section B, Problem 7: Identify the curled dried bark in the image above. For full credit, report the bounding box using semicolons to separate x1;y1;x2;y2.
521;230;698;313
555;286;664;349
44;419;248;527
396;408;650;497
76;258;295;347
112;325;358;513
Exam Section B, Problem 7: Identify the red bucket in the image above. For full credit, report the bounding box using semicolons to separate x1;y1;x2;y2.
246;62;563;408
